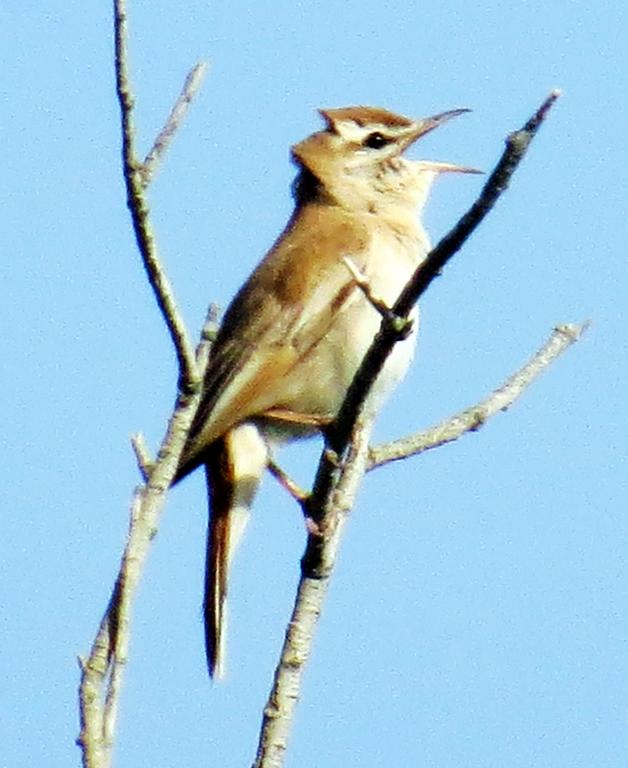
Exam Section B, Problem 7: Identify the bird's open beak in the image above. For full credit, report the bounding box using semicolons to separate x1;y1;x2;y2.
415;160;483;175
401;109;481;174
404;108;471;146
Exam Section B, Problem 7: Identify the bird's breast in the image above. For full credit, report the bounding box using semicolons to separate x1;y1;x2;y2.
274;221;426;420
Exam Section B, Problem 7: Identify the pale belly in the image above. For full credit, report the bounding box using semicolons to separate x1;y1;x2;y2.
264;226;424;430
283;301;418;418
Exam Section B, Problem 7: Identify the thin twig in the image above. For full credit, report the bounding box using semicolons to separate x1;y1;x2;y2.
78;352;215;767
113;0;197;388
140;62;208;187
252;91;562;768
342;256;399;321
267;460;310;506
330;89;562;459
196;303;221;358
77;613;114;767
253;418;374;768
77;3;210;766
131;433;152;479
369;322;588;469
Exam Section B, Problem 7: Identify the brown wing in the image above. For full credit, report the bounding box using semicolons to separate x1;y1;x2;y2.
175;203;370;481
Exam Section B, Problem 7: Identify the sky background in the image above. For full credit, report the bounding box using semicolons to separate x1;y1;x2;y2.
2;1;626;766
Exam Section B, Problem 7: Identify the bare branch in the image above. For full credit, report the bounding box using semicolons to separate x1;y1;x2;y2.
79;393;202;766
253;92;562;768
113;0;198;388
131;433;152;479
78;5;213;766
369;322;588;469
88;24;567;767
140;62;208;187
267;459;310;507
329;90;562;459
196;302;221;359
342;255;405;324
253;319;584;768
253;418;374;768
77;615;113;767
78;294;219;765
129;307;218;484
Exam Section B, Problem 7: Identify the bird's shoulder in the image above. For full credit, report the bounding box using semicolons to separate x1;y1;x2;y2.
253;203;371;303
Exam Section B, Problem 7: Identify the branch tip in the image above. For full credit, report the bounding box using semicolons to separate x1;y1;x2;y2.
131;433;152;480
555;320;589;341
342;255;394;319
368;321;586;470
141;60;209;186
79;6;210;765
524;89;562;133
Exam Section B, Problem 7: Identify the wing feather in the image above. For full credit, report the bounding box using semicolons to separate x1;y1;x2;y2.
175;204;370;480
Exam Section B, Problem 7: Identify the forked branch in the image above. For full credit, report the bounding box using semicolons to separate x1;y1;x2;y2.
368;322;588;469
330;89;563;457
113;0;201;388
140;61;208;187
82;12;579;768
253;90;568;768
77;3;208;766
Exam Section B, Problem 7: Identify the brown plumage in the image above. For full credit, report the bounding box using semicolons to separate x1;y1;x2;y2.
173;105;475;678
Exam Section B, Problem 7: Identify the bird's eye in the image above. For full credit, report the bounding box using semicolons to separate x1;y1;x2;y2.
363;131;389;150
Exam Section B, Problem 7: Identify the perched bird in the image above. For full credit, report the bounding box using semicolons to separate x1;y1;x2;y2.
174;105;475;678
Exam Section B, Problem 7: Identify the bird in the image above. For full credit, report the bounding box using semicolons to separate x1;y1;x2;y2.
173;105;476;678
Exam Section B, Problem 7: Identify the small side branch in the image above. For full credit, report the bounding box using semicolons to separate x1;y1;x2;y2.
140;62;208;187
78;320;215;768
78;4;209;767
343;256;414;336
330;89;562;458
343;256;394;319
253;419;374;768
113;0;198;388
369;322;588;469
267;459;310;507
252;91;562;768
131;433;152;479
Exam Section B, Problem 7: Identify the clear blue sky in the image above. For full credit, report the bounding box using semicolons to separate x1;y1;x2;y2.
2;1;626;766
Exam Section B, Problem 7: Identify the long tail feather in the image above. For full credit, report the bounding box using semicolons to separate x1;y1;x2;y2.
203;424;269;678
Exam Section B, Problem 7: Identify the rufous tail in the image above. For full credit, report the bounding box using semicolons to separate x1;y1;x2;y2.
203;423;268;678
